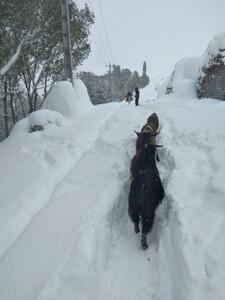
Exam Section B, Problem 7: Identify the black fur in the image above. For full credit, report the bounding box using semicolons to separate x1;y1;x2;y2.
128;138;164;237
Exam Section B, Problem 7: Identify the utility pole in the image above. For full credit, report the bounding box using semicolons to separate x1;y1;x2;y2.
60;0;73;86
106;63;112;101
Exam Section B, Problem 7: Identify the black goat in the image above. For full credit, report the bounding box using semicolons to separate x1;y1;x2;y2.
128;132;164;250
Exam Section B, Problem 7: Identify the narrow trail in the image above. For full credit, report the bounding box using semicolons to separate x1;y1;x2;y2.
38;104;173;300
96;200;159;300
36;104;167;300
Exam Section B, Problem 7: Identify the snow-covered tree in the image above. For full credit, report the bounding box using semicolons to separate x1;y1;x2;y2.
80;63;150;104
139;61;150;88
0;0;94;141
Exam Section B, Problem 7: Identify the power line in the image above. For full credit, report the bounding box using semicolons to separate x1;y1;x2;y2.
91;36;108;66
77;0;113;71
97;0;114;63
76;0;108;67
87;0;112;64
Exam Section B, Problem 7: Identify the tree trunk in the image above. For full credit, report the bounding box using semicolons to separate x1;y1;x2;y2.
33;90;38;111
10;93;16;125
18;94;26;118
28;93;34;113
3;79;9;137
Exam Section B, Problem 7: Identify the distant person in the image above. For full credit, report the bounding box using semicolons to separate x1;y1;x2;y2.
126;91;133;104
134;87;140;106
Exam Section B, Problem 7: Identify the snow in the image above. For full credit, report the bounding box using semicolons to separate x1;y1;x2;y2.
43;80;93;120
158;32;225;99
157;57;201;99
201;32;225;68
0;79;225;300
10;109;71;137
0;42;23;76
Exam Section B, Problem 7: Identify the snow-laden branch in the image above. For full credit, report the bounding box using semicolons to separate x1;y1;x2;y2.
0;42;23;76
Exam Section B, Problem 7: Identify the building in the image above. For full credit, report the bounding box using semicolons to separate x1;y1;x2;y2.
197;34;225;101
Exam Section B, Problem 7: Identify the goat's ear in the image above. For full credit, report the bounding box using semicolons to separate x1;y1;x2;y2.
156;124;163;135
134;130;141;137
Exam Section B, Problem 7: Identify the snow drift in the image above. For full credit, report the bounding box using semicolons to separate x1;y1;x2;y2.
43;79;93;119
11;109;71;137
158;57;201;99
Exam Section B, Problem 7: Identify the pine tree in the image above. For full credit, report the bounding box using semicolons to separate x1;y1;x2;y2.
128;71;140;91
143;61;147;76
140;61;150;88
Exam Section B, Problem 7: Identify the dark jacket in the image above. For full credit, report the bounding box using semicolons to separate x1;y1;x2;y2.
135;88;140;99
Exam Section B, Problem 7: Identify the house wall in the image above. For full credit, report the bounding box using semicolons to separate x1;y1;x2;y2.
205;65;225;100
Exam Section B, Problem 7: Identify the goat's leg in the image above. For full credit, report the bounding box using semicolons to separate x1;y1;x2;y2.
128;210;140;233
142;215;154;234
134;222;140;233
141;233;148;250
141;214;155;250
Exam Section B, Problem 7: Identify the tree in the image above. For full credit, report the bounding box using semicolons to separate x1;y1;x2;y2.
143;61;147;76
0;0;94;140
139;61;150;88
128;71;140;90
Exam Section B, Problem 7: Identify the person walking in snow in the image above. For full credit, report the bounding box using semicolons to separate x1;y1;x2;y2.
126;91;133;104
134;87;140;106
128;124;164;250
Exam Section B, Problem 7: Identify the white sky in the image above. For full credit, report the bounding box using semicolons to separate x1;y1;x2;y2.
77;0;225;80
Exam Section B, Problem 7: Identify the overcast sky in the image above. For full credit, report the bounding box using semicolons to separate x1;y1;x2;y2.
77;0;225;80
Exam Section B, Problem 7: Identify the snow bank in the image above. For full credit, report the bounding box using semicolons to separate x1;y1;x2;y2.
12;79;94;135
157;98;225;300
43;79;93;120
0;89;120;270
73;78;93;110
172;57;200;98
11;109;70;136
28;109;69;128
157;57;201;99
139;85;158;104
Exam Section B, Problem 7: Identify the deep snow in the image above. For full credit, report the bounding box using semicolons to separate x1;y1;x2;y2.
0;81;225;300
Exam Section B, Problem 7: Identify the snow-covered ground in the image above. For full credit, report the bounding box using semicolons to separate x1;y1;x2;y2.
0;80;225;300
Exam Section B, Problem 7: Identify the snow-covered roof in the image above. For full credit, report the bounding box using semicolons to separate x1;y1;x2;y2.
201;32;225;68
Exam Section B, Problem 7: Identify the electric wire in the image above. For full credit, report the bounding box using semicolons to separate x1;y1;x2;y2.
76;0;108;65
97;0;114;63
87;0;112;64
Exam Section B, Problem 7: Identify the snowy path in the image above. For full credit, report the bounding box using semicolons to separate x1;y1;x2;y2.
36;104;166;300
96;211;159;300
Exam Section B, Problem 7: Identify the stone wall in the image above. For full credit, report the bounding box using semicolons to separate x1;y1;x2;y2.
198;65;225;100
206;65;225;100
